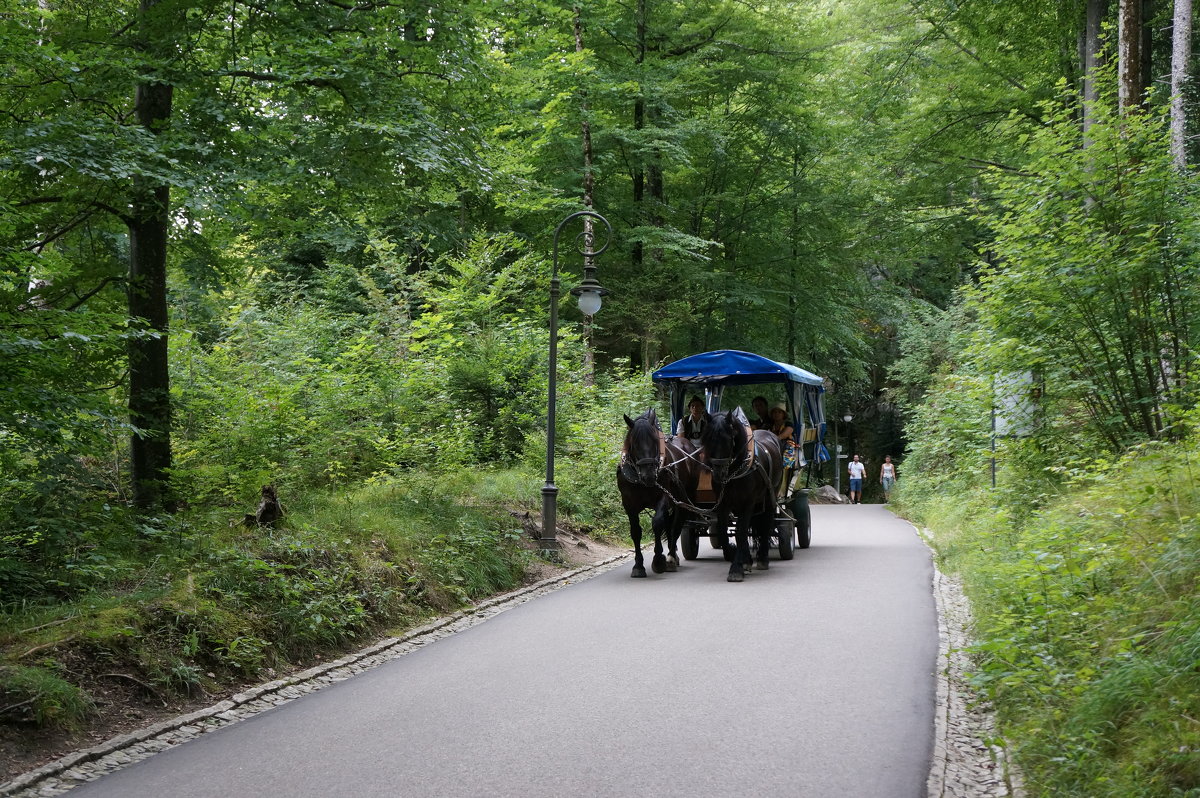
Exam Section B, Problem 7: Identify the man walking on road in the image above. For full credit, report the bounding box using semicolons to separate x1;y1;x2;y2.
848;454;865;504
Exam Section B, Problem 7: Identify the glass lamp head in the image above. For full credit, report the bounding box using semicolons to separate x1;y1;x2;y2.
576;289;602;316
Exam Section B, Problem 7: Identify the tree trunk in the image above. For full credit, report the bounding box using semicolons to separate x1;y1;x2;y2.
631;0;646;272
788;149;799;365
1119;0;1144;111
1083;0;1110;142
574;5;596;385
128;0;174;512
1141;0;1155;99
1171;0;1193;168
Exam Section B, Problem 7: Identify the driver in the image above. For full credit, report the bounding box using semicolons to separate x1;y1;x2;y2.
675;395;707;448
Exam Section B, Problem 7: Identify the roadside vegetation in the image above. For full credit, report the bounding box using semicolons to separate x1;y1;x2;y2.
905;434;1200;796
896;88;1200;798
0;235;648;739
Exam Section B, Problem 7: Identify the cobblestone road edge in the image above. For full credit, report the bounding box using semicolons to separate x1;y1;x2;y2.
920;524;1026;798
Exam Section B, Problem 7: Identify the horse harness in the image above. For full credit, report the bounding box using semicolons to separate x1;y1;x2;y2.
658;424;773;522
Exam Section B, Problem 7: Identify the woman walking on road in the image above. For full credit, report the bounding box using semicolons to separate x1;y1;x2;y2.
880;456;897;503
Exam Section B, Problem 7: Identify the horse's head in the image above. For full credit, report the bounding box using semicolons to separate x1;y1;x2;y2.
700;410;746;485
622;409;664;487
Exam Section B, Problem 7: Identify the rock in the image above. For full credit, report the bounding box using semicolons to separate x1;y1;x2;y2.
811;484;845;504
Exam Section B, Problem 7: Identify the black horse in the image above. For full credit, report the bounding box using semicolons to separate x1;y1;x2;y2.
616;409;699;578
699;410;783;582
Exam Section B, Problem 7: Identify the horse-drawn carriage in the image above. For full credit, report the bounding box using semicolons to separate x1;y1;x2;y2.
653;350;827;565
618;350;827;582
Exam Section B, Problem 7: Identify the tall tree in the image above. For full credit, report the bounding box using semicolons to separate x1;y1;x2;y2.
1120;0;1146;110
127;0;177;510
2;0;492;511
1171;0;1193;167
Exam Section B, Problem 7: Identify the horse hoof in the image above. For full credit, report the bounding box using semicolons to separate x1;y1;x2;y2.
651;554;667;574
632;565;647;578
727;571;744;583
666;556;679;572
755;559;769;571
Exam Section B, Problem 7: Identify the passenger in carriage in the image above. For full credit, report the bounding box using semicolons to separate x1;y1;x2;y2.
768;402;794;443
750;395;770;430
675;395;707;448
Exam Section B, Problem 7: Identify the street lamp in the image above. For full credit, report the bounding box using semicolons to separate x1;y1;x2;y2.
834;410;853;497
541;210;612;550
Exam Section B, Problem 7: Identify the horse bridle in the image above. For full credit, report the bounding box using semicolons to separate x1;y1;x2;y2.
705;423;757;483
620;426;668;487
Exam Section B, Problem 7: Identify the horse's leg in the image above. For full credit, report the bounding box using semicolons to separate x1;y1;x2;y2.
756;481;778;570
728;510;752;582
650;501;668;574
665;505;682;572
753;509;771;570
628;507;647;579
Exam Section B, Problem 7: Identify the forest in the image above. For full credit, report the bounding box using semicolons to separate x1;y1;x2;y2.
2;0;1199;795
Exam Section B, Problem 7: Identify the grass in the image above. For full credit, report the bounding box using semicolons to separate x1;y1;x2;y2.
904;438;1200;797
0;468;543;730
0;665;94;728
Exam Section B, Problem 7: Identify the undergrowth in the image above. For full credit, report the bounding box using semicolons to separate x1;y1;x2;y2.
0;470;539;729
903;437;1200;797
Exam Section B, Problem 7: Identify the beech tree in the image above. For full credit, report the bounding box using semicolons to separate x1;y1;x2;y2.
1;0;491;511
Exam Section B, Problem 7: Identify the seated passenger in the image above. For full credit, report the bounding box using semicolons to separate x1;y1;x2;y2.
749;396;770;430
675;395;707;448
768;402;794;443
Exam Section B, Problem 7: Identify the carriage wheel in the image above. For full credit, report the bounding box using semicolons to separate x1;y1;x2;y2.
708;522;725;552
777;518;795;560
790;494;812;550
681;525;700;560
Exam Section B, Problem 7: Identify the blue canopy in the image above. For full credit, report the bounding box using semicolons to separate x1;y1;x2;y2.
651;350;828;476
651;350;824;387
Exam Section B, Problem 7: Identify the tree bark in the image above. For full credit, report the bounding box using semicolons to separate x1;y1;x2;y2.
1171;0;1193;168
1119;0;1144;111
574;5;596;385
631;0;646;273
128;0;174;512
1141;0;1155;99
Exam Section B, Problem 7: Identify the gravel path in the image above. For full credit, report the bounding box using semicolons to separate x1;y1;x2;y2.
922;527;1026;798
3;528;1024;798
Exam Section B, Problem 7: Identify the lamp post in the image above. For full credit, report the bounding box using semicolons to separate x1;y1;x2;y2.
542;210;612;550
835;410;853;497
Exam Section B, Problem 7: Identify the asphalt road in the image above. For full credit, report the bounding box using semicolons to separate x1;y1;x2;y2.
69;504;937;798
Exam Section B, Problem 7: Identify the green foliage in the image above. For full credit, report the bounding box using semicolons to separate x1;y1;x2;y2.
968;90;1200;449
553;362;658;536
170;233;558;509
918;433;1200;797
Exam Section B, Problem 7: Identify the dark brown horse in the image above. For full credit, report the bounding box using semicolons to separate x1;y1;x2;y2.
616;409;700;578
699;410;783;582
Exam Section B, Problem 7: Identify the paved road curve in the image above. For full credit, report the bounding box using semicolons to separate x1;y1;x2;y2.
69;504;937;798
